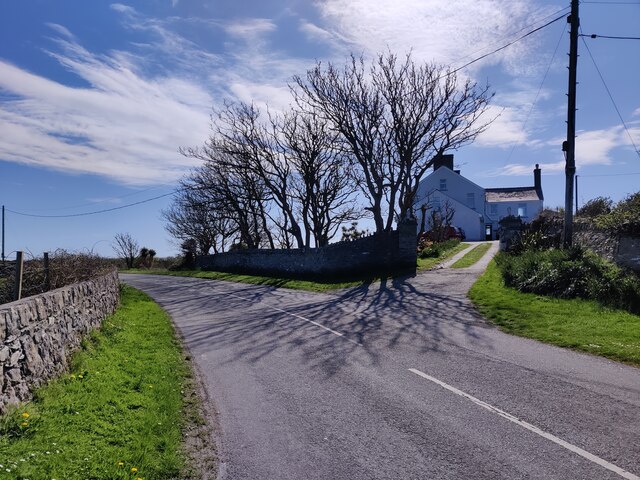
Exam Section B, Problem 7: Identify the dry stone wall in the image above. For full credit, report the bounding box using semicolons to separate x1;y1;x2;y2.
0;270;120;413
197;220;418;279
574;224;640;272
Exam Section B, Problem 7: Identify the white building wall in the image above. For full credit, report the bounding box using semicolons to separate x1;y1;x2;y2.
484;199;544;236
416;167;486;241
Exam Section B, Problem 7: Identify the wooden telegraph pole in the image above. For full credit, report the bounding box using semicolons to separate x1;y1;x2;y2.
563;0;579;247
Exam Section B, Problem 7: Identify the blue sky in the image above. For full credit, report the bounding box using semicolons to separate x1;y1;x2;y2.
1;0;638;258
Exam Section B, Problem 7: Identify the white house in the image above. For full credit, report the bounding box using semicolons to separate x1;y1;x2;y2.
414;155;544;241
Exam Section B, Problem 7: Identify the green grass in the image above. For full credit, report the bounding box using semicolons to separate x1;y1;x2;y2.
417;242;470;270
125;241;470;291
469;260;640;366
0;285;198;479
451;243;492;269
124;269;386;292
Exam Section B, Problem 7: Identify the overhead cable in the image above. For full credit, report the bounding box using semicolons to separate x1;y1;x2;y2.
580;31;640;160
6;191;176;218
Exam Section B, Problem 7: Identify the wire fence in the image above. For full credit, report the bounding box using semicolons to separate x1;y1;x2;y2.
0;250;117;305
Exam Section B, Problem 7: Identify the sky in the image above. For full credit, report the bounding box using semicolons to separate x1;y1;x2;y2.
0;0;639;259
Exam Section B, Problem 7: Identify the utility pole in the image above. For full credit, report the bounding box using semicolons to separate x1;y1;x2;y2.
1;205;5;263
575;175;579;212
563;0;579;247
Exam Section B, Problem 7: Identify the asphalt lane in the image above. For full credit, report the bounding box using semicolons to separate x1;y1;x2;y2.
120;251;640;480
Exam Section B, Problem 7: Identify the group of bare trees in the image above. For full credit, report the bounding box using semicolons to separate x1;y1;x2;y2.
164;52;493;253
112;233;156;269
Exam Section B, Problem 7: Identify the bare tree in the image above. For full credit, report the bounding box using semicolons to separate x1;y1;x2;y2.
209;103;305;248
293;55;391;233
293;51;493;231
277;108;360;247
162;183;236;255
112;233;139;269
179;146;274;250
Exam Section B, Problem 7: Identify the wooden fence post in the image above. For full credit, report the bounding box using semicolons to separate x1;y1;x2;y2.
14;250;23;301
44;251;50;292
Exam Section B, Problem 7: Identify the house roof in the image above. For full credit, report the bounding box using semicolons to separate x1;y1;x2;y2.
485;187;542;203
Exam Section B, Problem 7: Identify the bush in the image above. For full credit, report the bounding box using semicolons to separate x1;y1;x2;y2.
418;238;460;259
594;192;640;235
495;247;640;314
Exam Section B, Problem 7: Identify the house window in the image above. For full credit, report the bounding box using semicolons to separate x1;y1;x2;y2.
466;192;475;210
440;179;447;191
490;204;498;215
518;203;527;217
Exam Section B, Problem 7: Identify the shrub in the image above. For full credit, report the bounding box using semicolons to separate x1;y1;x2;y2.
495;247;640;314
594;192;640;235
418;238;460;259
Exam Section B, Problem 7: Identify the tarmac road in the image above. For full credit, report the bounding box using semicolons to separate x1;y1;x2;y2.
120;245;640;480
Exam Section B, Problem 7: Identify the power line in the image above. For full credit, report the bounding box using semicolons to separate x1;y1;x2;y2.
6;191;176;218
580;31;640;160
581;1;640;4
450;13;568;74
580;33;640;40
451;6;570;67
22;183;177;213
579;172;640;177
502;21;568;166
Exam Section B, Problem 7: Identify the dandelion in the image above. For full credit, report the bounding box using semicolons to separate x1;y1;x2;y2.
21;412;30;419
21;422;29;427
131;467;138;473
117;461;124;467
78;374;84;379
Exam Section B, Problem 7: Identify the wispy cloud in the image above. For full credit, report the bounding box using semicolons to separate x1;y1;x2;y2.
315;0;558;74
0;43;211;185
485;123;639;176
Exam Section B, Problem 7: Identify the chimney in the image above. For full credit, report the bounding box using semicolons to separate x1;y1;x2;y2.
534;164;543;200
433;153;454;171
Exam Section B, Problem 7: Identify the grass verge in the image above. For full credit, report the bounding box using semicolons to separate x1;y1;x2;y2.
417;242;469;270
124;269;384;293
0;285;204;479
451;243;492;269
469;260;640;366
124;241;471;291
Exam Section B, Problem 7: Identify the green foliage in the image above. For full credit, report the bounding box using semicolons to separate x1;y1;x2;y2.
495;247;640;314
576;196;613;218
469;261;640;365
451;243;491;268
0;285;193;479
417;241;469;270
418;238;460;259
340;222;370;241
593;192;640;234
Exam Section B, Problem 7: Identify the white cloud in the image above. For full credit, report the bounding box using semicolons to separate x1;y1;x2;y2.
315;0;558;74
487;123;639;176
45;23;74;40
224;18;277;40
0;45;211;185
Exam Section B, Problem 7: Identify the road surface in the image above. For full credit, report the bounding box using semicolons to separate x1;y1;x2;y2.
121;247;640;479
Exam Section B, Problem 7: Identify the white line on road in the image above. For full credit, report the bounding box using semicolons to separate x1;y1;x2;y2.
226;292;362;346
408;368;639;480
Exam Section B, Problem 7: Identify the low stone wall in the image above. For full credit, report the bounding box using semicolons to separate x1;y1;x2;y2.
197;220;418;279
574;224;640;272
0;270;120;413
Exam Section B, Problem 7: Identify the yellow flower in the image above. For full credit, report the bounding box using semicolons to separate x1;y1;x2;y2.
78;374;84;379
131;467;138;473
20;422;28;427
117;461;124;467
21;412;30;418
